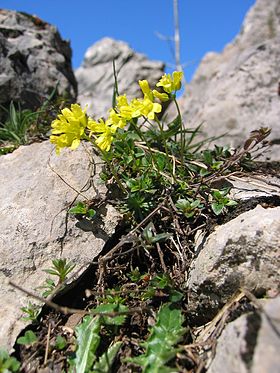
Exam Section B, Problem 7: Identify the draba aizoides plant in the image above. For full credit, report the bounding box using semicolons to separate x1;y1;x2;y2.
49;70;256;224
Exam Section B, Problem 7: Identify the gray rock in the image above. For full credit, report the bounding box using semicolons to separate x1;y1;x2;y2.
0;9;77;112
187;205;280;325
75;37;165;118
0;141;121;349
208;296;280;373
174;0;280;160
209;173;280;201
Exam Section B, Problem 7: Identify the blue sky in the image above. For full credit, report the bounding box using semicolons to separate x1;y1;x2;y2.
2;0;255;82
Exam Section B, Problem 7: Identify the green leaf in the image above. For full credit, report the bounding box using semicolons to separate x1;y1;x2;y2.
0;349;20;372
127;304;186;372
17;330;37;346
211;202;224;215
169;289;184;303
150;233;172;244
94;303;128;326
87;209;96;219
69;202;88;215
203;150;213;164
74;315;101;373
55;335;67;350
91;341;122;373
226;199;238;207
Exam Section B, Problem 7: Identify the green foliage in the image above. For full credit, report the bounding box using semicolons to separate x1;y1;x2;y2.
141;273;183;302
142;223;172;247
127;267;142;282
55;335;67;350
20;302;40;322
210;188;237;215
72;315;122;373
127;303;186;372
175;198;204;218
0;101;39;145
43;258;76;283
37;278;56;298
0;84;68;154
94;303;128;326
69;202;96;220
16;330;37;346
73;315;101;373
91;341;122;373
0;349;20;373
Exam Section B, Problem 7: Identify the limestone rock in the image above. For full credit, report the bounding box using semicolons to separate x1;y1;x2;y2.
0;9;77;112
208;296;280;373
209;172;280;201
187;205;280;325
176;0;280;160
75;37;165;118
0;141;121;349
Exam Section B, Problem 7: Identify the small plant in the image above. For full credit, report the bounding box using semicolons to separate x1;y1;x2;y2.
142;223;172;248
69;201;96;220
20;302;40;322
43;258;76;284
71;314;122;373
16;330;37;346
175;198;204;218
0;101;39;145
0;349;20;373
36;278;56;298
127;303;186;372
0;85;68;154
210;188;237;215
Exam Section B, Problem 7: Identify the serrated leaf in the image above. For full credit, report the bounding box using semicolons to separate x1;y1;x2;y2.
91;341;122;373
74;315;101;373
127;304;186;372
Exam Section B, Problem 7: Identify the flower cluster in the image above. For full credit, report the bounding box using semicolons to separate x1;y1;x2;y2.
50;71;183;154
50;104;87;154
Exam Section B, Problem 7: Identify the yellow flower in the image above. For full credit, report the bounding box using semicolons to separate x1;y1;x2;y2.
107;109;127;129
156;71;184;93
116;95;135;120
152;89;169;102
133;97;162;120
87;118;117;152
50;104;87;154
95;128;114;152
87;118;107;135
138;80;154;101
116;90;162;121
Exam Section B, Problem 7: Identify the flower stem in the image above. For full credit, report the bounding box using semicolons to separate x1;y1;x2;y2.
173;96;185;164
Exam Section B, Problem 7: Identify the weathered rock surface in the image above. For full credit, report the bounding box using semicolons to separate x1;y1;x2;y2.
208;171;280;201
0;9;77;112
187;205;280;325
208;296;280;373
75;37;165;118
0;141;120;349
176;0;280;160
